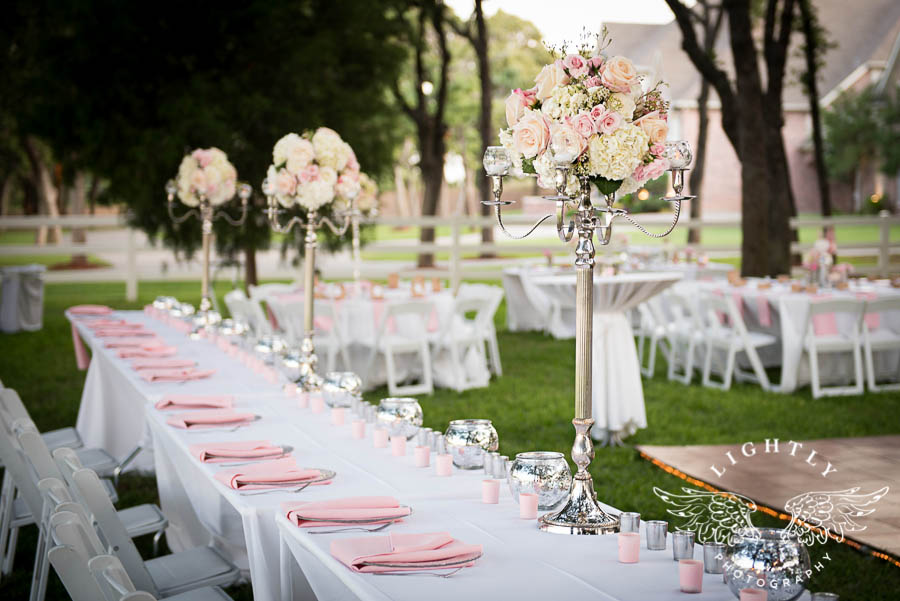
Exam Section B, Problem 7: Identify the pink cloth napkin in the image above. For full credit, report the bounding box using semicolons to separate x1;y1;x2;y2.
283;496;410;528
131;358;196;371
140;368;216;383
68;304;113;315
189;440;285;463
85;320;143;330
811;295;839;336
71;323;91;370
857;292;881;330
330;532;482;574
165;409;255;429
155;394;234;410
214;456;328;490
104;337;165;348
94;327;156;338
118;346;177;358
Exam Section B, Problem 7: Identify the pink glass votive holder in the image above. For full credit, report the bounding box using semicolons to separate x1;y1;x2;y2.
414;445;430;467
351;419;365;440
679;559;703;593
482;479;500;504
617;532;640;563
435;453;453;476
310;395;325;414
297;391;309;409
331;407;345;426
373;427;389;449
283;382;297;396
519;493;539;519
391;435;407;457
740;590;768;601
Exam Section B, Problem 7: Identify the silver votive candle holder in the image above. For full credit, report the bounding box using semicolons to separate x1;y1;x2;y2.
486;452;500;476
646;520;667;550
619;512;640;534
432;433;446;454
702;543;725;574
810;594;839;601
498;455;510;480
672;531;695;561
417;427;433;447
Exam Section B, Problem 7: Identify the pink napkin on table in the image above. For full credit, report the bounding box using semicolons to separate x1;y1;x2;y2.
166;409;255;429
70;323;91;370
131;358;196;371
330;532;482;574
214;456;328;490
811;295;839;336
118;346;177;358
857;292;881;330
68;304;113;315
94;327;156;338
104;337;165;348
86;320;142;330
155;394;234;410
283;496;410;528
140;368;216;383
190;440;285;463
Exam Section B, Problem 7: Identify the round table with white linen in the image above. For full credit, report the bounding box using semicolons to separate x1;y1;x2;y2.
529;272;683;442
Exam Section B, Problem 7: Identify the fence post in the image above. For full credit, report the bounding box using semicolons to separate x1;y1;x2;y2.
878;210;890;278
126;227;138;301
450;215;461;293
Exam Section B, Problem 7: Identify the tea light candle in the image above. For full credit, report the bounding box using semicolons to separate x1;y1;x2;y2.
482;479;500;504
740;590;767;601
679;559;703;593
414;445;430;467
519;493;539;519
617;532;640;563
351;419;365;440
435;453;453;476
297;391;310;409
373;427;389;448
331;407;345;426
390;435;407;457
310;395;325;414
283;382;297;396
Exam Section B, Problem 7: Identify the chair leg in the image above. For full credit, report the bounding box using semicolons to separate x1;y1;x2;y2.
745;346;771;391
152;528;164;557
488;334;502;376
809;345;821;399
864;339;878;392
721;347;736;391
2;526;18;576
29;529;47;601
0;476;13;577
420;342;434;395
852;342;865;395
681;339;696;385
114;445;143;486
385;346;398;397
666;338;680;382
701;341;714;388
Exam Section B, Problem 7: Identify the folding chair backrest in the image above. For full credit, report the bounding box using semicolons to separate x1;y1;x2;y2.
53;446;85;488
18;427;66;483
806;298;864;338
38;476;75;526
0;416;44;518
275;299;305;342
89;554;142;601
668;291;702;329
453;297;492;332
383;300;433;339
249;283;295;301
48;545;107;601
0;387;30;427
49;509;105;559
456;284;504;326
865;297;900;324
703;293;747;336
72;468;158;595
223;289;248;322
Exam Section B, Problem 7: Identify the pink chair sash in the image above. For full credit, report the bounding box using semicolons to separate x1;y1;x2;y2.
757;295;772;327
71;323;90;370
857;292;880;330
811;295;839;336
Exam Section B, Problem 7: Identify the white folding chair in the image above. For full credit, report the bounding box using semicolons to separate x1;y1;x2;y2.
456;283;505;376
431;296;492;392
803;297;865;398
90;554;235;601
861;297;900;392
70;467;240;597
665;291;705;384
223;289;271;337
635;297;670;378
700;293;776;391
48;510;108;601
365;300;434;396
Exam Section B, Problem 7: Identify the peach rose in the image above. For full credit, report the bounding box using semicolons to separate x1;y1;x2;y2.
512;111;550;159
505;90;528;127
571;112;597;138
549;122;588;160
601;56;639;93
274;168;297;197
634;111;668;145
534;60;570;100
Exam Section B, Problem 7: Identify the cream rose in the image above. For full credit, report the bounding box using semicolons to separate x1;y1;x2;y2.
512;111;550;159
549;122;587;161
608;92;636;120
601;56;639;93
285;138;315;174
634;111;668;145
505;91;527;127
534;61;569;101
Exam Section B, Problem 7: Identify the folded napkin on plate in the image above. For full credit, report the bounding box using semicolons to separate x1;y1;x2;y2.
105;337;165;348
214;456;328;490
69;304;113;315
283;496;410;527
155;394;234;410
131;358;196;371
190;440;285;463
165;409;255;430
330;532;482;573
86;320;143;330
94;328;156;338
118;346;177;358
140;368;215;383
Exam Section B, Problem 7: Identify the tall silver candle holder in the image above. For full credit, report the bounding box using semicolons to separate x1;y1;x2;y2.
164;180;252;329
349;206;377;285
482;140;694;535
262;179;355;392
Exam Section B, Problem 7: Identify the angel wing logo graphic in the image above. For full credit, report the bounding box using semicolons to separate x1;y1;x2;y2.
783;486;889;545
653;487;760;544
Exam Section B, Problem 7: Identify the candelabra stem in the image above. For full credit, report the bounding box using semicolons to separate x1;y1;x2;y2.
199;203;214;318
351;214;361;284
298;209;323;392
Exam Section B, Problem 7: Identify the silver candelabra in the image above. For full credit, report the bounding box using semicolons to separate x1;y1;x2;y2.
262;183;354;393
164;180;252;330
482;140;694;535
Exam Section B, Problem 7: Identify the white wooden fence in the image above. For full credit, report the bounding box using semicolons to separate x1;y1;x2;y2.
1;211;897;300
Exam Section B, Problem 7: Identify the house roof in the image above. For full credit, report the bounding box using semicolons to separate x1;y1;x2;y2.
604;0;900;107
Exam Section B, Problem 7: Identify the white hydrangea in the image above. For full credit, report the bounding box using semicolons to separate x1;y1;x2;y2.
498;128;523;173
617;176;641;197
534;154;579;195
273;133;303;166
297;179;335;211
312;128;350;171
176;156;199;207
608;92;636;121
586;124;650;181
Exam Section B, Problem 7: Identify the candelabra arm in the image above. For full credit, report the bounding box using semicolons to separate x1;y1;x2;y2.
166;200;202;227
318;213;352;237
266;201;309;234
557;201;576;243
213;198;249;226
620;200;682;239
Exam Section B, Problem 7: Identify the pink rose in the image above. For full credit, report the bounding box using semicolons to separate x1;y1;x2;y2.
192;149;213;168
298;164;320;184
505;91;527;128
601;56;639;93
534;61;570;100
274;169;297;196
632;157;669;184
584;76;602;88
563;54;589;78
512;111;551;159
588;56;604;72
650;143;665;157
570;112;597;138
345;151;360;174
634;110;668;145
593;108;623;135
589;105;606;120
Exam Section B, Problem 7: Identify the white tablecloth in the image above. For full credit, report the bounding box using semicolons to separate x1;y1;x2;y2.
501;266;569;335
529;273;683;438
70;310;742;601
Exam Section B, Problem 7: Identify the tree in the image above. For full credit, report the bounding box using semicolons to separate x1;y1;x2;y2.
666;0;798;276
391;0;452;268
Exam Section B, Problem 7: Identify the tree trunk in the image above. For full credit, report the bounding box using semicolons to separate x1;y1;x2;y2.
762;124;795;274
418;156;444;268
21;136;63;245
244;245;258;289
88;175;100;215
70;170;89;267
688;79;712;244
473;0;495;256
799;0;831;224
0;174;10;221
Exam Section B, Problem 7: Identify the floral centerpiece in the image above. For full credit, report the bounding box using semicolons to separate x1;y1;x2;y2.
265;128;361;212
499;40;669;197
354;173;379;216
175;148;238;206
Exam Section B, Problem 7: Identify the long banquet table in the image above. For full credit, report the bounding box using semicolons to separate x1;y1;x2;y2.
70;309;759;600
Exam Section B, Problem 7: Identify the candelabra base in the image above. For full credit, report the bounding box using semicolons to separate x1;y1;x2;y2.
538;475;620;535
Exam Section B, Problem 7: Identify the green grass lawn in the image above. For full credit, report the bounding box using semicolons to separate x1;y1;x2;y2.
1;280;899;600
